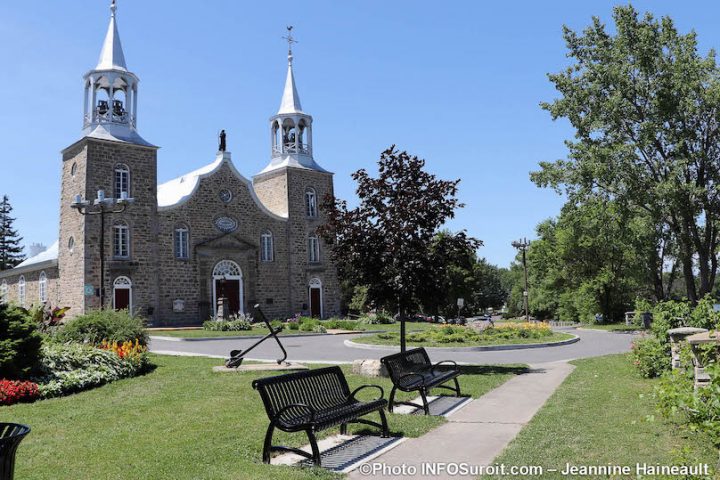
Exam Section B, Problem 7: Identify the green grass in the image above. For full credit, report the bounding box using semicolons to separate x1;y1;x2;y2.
353;330;575;348
6;354;525;480
149;321;435;338
482;354;718;479
579;323;644;332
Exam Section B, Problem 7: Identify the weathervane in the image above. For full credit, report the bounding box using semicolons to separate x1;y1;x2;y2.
282;26;298;63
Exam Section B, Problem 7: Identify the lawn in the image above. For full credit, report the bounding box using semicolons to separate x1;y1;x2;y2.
149;321;435;338
483;354;718;479
579;323;644;332
353;330;575;348
5;354;525;480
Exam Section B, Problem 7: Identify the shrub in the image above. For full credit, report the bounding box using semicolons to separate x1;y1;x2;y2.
35;342;150;398
58;309;148;346
286;321;299;331
655;362;720;448
359;312;395;325
324;319;362;330
630;336;670;378
0;303;43;379
0;379;40;406
203;319;252;331
312;325;327;333
299;318;320;331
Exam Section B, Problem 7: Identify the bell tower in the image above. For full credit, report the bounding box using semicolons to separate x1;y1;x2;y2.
253;28;340;318
58;0;159;319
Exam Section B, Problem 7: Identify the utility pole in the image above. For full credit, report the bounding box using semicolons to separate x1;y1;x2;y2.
512;238;530;322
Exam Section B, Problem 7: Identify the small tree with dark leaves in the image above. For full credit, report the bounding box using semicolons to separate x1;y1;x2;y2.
320;146;480;351
0;195;24;271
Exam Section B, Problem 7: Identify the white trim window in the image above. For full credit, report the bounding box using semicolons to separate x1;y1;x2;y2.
18;276;26;307
115;164;130;198
305;188;318;218
174;226;189;259
308;235;320;263
261;231;273;262
113;276;133;312
39;271;48;303
114;223;130;258
0;281;7;304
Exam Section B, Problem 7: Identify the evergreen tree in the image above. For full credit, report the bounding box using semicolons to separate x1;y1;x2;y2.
0;195;25;270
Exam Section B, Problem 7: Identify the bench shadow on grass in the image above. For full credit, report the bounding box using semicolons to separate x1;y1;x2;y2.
455;365;530;376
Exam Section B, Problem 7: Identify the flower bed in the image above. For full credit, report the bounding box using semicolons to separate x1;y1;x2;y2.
0;379;40;406
356;322;569;348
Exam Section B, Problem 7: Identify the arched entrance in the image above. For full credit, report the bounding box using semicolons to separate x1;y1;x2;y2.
212;260;244;317
308;278;323;318
113;276;132;312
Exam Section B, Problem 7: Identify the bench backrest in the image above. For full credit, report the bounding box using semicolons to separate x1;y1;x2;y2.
380;348;431;383
252;366;351;420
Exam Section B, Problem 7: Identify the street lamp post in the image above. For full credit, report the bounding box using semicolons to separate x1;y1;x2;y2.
71;190;133;309
512;238;530;322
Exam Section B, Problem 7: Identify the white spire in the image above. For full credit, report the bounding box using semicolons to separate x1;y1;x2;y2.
96;0;127;71
278;26;303;114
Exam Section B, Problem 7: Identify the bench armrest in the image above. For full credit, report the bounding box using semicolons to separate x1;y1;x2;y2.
431;360;459;375
398;372;426;387
273;403;317;424
349;384;385;402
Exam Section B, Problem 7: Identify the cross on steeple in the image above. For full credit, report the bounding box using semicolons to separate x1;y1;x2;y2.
282;26;297;63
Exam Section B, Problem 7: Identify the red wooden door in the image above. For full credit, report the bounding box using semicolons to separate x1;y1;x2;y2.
310;288;321;318
216;279;241;315
114;289;130;311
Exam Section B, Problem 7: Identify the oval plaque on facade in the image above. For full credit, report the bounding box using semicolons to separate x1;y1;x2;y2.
214;216;238;233
218;189;233;203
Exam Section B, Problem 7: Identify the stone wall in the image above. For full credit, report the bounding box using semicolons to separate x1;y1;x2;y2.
0;265;60;309
156;159;290;325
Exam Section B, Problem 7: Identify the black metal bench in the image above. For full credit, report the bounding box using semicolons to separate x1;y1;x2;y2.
252;366;389;466
1;423;30;480
381;347;462;415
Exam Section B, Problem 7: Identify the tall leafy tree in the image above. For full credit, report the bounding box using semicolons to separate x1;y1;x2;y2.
0;195;24;270
320;146;479;350
534;5;720;302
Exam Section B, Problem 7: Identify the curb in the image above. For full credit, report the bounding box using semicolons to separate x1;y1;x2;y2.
575;327;644;335
343;333;580;352
150;330;384;342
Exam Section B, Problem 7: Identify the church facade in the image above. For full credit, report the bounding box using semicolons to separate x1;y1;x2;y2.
0;4;340;325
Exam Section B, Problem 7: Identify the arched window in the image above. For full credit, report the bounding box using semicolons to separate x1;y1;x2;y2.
39;271;48;303
0;281;7;304
18;276;25;307
68;236;75;254
305;188;317;218
114;164;130;198
174;225;189;259
261;231;273;262
308;235;320;263
113;222;130;259
213;260;241;277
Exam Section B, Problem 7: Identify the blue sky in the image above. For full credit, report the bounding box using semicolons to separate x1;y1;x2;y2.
0;1;717;267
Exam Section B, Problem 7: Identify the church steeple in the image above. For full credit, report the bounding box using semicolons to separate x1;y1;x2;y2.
81;0;150;146
261;27;327;174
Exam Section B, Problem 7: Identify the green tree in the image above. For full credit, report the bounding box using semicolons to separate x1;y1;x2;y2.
473;259;508;311
320;146;479;350
534;5;720;302
0;195;24;270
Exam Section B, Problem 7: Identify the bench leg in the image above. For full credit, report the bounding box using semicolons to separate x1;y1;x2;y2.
388;386;397;412
306;428;321;466
378;409;390;437
453;377;461;397
262;424;275;464
420;388;430;415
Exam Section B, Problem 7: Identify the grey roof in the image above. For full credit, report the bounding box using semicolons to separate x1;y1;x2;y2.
96;1;128;72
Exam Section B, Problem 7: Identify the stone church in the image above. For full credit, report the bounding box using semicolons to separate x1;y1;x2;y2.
0;3;340;325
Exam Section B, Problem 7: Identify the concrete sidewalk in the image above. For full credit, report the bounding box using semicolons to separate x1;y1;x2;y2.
348;361;575;480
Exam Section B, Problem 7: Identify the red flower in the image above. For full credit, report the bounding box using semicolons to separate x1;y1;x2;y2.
0;379;40;406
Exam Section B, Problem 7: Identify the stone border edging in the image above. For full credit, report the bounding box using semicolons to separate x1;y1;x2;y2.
150;330;384;342
575;327;644;335
343;333;580;352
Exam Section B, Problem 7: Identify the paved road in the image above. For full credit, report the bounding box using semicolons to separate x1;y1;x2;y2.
149;328;636;365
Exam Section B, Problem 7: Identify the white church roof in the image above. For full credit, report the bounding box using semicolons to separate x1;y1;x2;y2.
96;1;127;72
0;240;61;277
157;152;287;220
